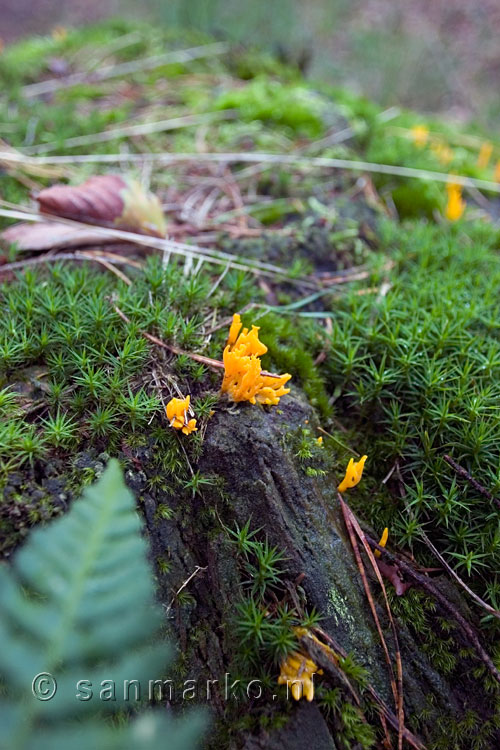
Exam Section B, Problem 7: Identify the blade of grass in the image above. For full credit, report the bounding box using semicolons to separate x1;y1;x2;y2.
4;151;500;194
24;111;236;155
21;42;229;98
110;301;283;381
0;202;319;287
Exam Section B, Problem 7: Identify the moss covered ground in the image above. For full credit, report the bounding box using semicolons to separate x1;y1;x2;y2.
1;19;500;748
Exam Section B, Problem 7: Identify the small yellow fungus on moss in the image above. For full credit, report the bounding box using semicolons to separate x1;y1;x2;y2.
445;182;465;221
431;142;453;165
220;314;291;405
411;125;429;148
495;160;500;183
338;455;367;492
317;436;323;445
166;395;197;435
477;141;493;169
278;651;322;701
374;527;389;558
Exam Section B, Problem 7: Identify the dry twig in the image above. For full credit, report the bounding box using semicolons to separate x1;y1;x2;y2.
313;626;425;750
340;496;405;750
110;301;282;380
365;531;500;685
166;565;208;614
5;150;500;194
419;531;500;621
21;42;229;98
444;454;500;511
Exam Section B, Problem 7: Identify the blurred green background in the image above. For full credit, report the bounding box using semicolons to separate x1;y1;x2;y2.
2;0;500;127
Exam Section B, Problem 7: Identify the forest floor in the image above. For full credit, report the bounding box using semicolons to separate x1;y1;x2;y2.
2;0;500;125
1;19;500;750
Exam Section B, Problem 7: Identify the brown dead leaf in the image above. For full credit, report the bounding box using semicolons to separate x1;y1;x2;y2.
1;222;119;252
36;175;167;238
376;559;412;596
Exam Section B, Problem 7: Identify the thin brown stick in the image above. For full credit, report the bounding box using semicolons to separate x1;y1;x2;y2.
419;531;500;621
84;250;143;269
86;255;132;285
365;533;500;685
342;499;405;750
313;627;425;749
166;565;207;614
444;454;500;511
297;633;362;708
110;301;283;379
111;301;224;370
339;498;399;716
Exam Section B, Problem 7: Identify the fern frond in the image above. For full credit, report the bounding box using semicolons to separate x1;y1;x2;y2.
0;459;205;750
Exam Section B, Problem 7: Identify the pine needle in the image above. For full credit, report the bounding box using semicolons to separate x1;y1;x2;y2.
3;151;500;193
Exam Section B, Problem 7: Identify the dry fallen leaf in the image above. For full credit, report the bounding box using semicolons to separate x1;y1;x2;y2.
36;174;167;238
1;222;119;253
376;559;412;596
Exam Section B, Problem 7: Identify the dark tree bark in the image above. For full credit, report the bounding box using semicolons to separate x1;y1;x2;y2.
140;388;496;748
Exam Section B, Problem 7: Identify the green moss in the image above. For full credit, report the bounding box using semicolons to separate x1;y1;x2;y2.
0;251;258;552
322;219;500;602
215;76;329;137
252;312;332;416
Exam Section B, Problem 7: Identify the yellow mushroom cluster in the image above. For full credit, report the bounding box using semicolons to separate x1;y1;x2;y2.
445;182;465;222
165;395;197;435
220;314;291;405
410;124;429;148
278;650;322;702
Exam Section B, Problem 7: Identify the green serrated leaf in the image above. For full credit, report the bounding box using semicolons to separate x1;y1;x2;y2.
0;459;205;750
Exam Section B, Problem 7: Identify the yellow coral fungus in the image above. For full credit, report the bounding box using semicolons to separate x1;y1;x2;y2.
374;527;389;558
477;141;493;169
445;182;465;221
220;314;291;405
410;125;429;148
278;650;322;701
166;395;197;435
317;436;323;445
338;455;367;492
225;313;268;357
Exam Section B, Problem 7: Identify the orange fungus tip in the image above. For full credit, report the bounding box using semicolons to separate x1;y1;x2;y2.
338;455;367;493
